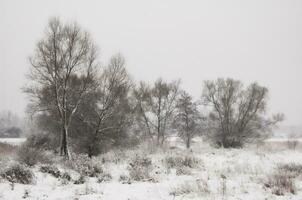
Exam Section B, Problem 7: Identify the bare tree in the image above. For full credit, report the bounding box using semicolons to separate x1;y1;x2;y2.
173;91;202;149
74;54;133;157
24;17;98;159
202;78;283;148
134;78;180;146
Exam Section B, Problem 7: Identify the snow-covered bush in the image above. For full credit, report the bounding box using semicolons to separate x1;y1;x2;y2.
101;150;127;164
0;163;35;184
264;171;296;195
65;154;103;177
74;174;86;185
119;174;131;184
176;166;192;176
164;154;200;169
39;164;61;178
97;173;112;183
128;155;153;181
17;145;52;167
61;172;71;181
170;180;210;197
170;182;196;196
277;163;302;178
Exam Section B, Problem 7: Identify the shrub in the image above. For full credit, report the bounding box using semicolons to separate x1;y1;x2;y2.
39;165;61;178
119;174;131;184
264;171;296;195
0;163;35;184
277;163;302;178
97;173;112;183
165;156;184;169
65;154;103;177
60;172;72;185
101;150;127;164
165;155;200;169
128;155;153;181
170;182;196;196
170;180;210;197
17;145;52;167
74;174;86;185
61;172;72;181
176;166;192;176
183;156;200;168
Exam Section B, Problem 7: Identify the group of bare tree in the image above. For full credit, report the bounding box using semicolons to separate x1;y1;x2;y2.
24;18;283;159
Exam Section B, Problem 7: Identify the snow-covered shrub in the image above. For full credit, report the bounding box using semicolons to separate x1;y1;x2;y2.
176;166;192;175
128;155;153;181
277;163;302;178
39;164;61;178
165;155;183;169
0;163;35;184
170;183;196;196
196;178;211;195
101;150;127;164
61;172;72;181
119;174;131;184
264;171;296;195
74;174;86;185
65;154;103;177
170;180;210;197
165;154;200;169
17;145;52;167
183;155;200;168
60;172;72;185
97;173;112;183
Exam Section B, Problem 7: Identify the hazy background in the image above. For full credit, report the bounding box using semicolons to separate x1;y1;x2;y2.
0;0;301;127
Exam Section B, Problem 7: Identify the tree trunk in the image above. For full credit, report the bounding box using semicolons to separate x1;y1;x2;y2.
186;135;190;149
60;126;71;159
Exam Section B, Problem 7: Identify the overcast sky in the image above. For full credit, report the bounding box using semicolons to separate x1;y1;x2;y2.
0;0;301;126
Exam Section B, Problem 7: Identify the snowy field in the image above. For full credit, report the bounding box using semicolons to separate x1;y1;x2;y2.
0;138;302;200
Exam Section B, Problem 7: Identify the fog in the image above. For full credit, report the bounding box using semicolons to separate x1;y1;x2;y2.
1;0;302;126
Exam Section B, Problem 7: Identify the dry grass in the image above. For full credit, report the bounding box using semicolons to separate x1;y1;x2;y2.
170;179;210;197
0;142;17;157
264;170;296;195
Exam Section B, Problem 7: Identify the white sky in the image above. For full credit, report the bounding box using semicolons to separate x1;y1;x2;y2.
0;0;302;126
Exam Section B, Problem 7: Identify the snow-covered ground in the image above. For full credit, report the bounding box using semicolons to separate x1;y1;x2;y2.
0;138;301;200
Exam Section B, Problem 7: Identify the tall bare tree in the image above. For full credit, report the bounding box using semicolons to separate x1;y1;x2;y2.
173;91;202;148
202;78;283;147
24;18;98;158
134;78;180;146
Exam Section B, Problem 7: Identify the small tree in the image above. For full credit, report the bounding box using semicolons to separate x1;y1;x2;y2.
201;78;283;148
24;17;98;159
173;91;202;149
